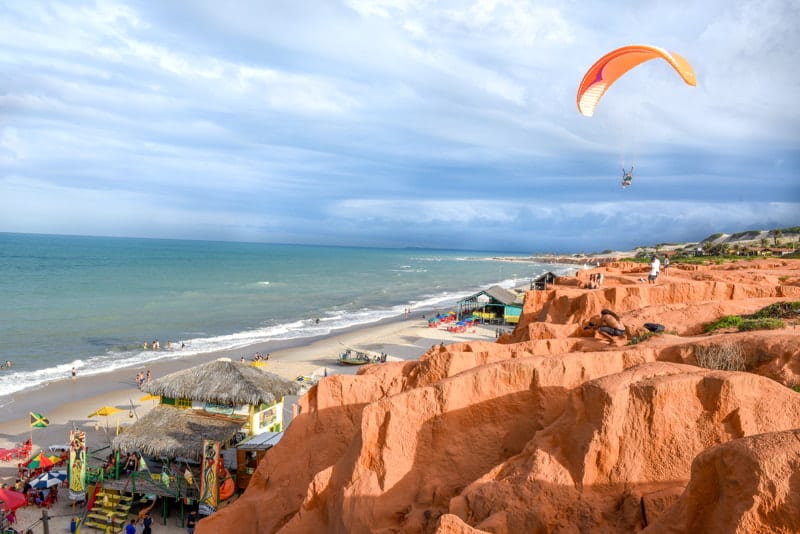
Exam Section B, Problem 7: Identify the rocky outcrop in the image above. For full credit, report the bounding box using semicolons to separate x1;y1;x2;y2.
199;259;800;534
643;429;800;534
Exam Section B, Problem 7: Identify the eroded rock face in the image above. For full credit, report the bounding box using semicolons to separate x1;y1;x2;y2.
450;363;800;533
199;260;800;534
643;429;800;534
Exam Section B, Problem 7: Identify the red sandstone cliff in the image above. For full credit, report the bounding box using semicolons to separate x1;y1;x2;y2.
199;259;800;533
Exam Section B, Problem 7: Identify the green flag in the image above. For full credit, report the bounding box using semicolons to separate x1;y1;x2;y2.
30;411;49;428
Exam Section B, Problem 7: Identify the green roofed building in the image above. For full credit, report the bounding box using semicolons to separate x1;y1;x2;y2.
456;285;523;325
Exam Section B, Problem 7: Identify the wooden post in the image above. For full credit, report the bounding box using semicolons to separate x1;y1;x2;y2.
41;508;50;534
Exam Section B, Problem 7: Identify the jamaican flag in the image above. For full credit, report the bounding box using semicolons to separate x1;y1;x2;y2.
30;411;49;428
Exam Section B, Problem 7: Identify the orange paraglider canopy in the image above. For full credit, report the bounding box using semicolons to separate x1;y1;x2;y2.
577;44;696;117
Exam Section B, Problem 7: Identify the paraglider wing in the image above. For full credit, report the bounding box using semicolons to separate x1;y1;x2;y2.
577;45;696;117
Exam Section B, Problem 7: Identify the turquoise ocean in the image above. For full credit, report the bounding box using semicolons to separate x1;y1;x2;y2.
0;233;570;401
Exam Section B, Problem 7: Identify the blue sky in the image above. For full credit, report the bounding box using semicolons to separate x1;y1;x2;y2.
1;0;798;253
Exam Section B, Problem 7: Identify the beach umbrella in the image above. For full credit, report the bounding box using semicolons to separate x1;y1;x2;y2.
88;406;122;418
0;488;26;511
29;469;67;489
25;451;58;470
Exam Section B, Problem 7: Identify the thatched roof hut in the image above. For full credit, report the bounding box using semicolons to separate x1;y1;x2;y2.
112;405;243;461
142;359;301;406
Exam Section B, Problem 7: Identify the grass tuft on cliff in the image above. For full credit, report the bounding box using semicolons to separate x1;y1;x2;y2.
694;343;746;371
704;302;798;333
738;318;785;331
704;315;743;333
627;331;655;345
747;301;800;319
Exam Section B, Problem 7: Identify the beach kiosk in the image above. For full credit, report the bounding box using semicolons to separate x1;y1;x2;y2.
235;431;283;490
456;286;523;325
109;358;301;523
530;271;557;290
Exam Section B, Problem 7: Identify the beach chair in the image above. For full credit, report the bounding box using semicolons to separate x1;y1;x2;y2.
11;441;32;460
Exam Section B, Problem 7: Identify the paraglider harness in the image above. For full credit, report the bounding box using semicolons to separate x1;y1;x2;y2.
621;166;634;188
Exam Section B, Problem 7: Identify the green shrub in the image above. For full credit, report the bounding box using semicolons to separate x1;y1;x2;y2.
792;385;800;393
627;332;654;345
738;317;785;331
704;315;744;333
694;343;745;371
746;301;800;319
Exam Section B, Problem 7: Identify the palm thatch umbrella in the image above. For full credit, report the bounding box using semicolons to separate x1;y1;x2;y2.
141;359;301;407
112;405;244;461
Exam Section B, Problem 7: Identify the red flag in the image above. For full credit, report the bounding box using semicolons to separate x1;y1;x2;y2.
87;480;101;510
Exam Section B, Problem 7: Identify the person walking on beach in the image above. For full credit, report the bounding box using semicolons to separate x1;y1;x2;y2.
71;367;76;379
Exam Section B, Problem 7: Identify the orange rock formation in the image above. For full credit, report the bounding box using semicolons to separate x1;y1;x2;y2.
199;259;800;534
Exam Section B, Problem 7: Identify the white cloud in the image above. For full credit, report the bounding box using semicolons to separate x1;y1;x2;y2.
346;0;426;18
330;199;518;223
445;0;574;46
0;128;25;160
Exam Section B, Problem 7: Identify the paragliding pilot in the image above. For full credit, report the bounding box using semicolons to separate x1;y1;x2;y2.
621;166;634;188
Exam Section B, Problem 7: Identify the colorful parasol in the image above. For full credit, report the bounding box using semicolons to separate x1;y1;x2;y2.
0;487;26;511
29;469;67;489
88;406;122;418
25;451;59;470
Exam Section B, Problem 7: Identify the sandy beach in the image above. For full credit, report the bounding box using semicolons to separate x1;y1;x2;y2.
0;313;502;533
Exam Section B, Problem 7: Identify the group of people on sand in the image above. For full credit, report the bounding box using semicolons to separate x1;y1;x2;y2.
584;272;605;289
135;369;152;387
125;512;153;534
0;471;61;524
242;352;270;362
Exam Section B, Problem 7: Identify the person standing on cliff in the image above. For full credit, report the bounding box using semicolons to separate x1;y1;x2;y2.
648;256;660;284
